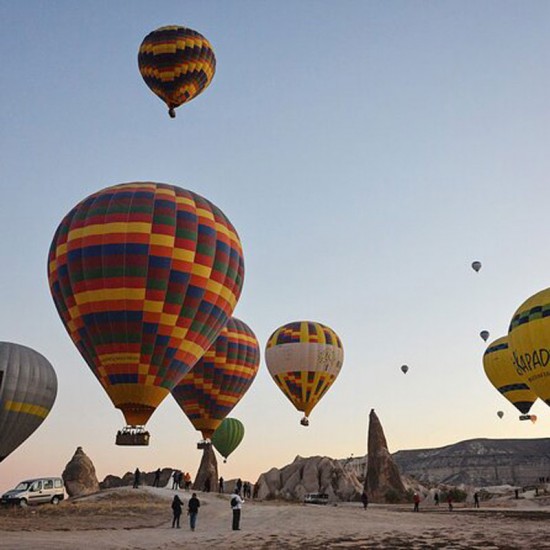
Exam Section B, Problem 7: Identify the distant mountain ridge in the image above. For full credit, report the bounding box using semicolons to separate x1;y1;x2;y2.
392;437;550;486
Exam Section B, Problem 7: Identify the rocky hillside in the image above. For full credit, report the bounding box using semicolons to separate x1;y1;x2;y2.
392;438;550;486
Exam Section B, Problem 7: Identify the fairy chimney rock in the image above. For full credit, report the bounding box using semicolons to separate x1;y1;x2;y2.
62;446;100;497
365;409;406;502
193;444;218;492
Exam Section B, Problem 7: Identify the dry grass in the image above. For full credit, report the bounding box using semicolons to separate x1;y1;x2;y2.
0;489;170;531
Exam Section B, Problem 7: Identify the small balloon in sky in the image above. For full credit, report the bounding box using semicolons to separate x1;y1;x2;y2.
138;25;216;118
401;365;409;374
497;410;504;419
471;261;482;272
480;330;490;342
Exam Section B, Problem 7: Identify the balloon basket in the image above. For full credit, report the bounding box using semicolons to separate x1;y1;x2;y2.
197;440;211;450
300;416;310;427
519;414;536;422
116;426;150;446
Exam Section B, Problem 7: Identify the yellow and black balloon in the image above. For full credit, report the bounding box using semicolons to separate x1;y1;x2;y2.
138;25;216;118
483;335;537;417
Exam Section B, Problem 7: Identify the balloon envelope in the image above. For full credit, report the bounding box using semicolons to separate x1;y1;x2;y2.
483;336;537;415
48;182;244;427
0;342;57;461
508;288;550;409
265;321;343;422
401;365;409;374
497;410;504;419
472;261;482;272
211;417;244;460
480;330;490;342
172;317;260;439
138;25;216;117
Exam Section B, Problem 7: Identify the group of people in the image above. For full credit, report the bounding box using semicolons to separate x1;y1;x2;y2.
171;492;201;530
170;489;245;532
171;470;192;490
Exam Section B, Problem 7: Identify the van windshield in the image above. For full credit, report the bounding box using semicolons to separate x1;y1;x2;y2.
14;482;31;491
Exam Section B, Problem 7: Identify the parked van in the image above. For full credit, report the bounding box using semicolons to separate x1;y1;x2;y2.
1;477;65;507
304;492;329;505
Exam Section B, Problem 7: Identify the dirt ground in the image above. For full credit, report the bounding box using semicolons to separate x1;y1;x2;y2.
1;486;549;549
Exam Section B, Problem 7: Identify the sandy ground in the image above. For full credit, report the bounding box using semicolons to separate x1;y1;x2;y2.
1;487;550;549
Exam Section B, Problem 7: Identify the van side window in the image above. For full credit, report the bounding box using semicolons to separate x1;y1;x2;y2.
31;481;42;492
54;479;63;488
43;480;53;490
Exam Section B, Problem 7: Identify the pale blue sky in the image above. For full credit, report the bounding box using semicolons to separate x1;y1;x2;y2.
2;1;550;492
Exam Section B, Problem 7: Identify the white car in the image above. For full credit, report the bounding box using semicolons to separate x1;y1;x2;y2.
1;477;65;507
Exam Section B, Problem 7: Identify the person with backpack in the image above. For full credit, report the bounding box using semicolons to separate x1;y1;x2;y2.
231;489;244;530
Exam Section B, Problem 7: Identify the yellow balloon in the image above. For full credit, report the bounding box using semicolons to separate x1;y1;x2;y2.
483;336;537;415
508;288;550;407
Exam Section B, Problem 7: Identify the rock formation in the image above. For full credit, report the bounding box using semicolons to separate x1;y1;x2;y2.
62;446;100;497
192;444;218;492
365;409;406;502
255;455;363;502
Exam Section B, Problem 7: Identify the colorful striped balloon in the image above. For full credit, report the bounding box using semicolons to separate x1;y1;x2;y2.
211;417;244;461
48;182;244;428
138;25;216;118
0;342;57;462
265;321;344;424
172;317;259;440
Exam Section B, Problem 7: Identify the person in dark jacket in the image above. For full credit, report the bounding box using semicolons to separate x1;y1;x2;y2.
171;494;184;528
361;491;369;510
153;468;161;487
133;468;140;489
187;493;201;531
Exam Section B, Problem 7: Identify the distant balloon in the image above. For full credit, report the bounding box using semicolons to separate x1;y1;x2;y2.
483;336;537;416
48;182;244;442
172;318;260;440
211;418;244;462
265;321;344;426
508;287;550;412
471;261;482;272
138;25;216;118
401;365;409;374
480;330;490;342
497;410;504;419
0;342;57;462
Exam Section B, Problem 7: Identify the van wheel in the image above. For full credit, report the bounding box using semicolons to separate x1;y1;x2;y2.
51;496;60;505
19;499;28;508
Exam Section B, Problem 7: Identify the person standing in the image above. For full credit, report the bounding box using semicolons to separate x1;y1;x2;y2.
434;492;439;506
474;492;480;508
413;493;420;512
153;468;161;487
219;477;224;493
172;470;180;490
184;472;192;491
171;494;184;528
187;492;201;531
231;489;244;530
361;491;368;510
447;494;453;511
133;468;141;489
236;478;243;496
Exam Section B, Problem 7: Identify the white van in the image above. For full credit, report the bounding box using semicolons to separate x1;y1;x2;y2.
1;477;65;507
304;492;329;505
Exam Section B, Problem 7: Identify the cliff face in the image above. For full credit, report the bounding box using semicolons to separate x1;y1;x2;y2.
393;438;550;486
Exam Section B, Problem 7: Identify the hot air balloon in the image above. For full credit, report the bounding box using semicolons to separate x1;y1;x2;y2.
508;288;550;413
138;25;216;118
211;418;244;462
48;182;244;445
401;365;409;374
483;336;537;420
497;410;504;419
172;317;259;442
480;330;490;342
0;342;57;462
265;321;344;426
471;261;482;272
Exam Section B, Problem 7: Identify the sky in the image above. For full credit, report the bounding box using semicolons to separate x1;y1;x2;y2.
1;0;550;493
